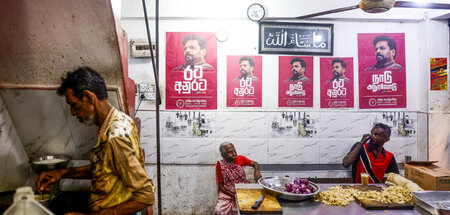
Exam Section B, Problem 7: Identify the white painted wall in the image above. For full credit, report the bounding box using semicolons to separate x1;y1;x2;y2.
426;19;450;167
120;1;449;214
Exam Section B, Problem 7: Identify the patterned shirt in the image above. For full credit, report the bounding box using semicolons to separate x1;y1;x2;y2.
216;156;251;194
89;107;155;211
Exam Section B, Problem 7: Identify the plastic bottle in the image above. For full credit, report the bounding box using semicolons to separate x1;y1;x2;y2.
2;186;54;215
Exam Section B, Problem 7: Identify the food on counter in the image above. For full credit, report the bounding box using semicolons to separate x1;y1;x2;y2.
313;186;358;206
386;173;423;192
356;185;413;204
284;178;314;194
313;185;414;206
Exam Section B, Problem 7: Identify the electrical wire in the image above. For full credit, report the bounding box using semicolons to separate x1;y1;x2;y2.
141;0;162;214
134;94;145;116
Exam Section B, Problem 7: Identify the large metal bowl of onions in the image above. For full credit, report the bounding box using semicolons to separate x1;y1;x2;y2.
258;176;320;201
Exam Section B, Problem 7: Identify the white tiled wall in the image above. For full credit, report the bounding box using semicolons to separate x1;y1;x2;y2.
139;111;421;165
161;138;216;164
319;138;356;164
268;139;320;164
215;112;268;139
217;138;268;164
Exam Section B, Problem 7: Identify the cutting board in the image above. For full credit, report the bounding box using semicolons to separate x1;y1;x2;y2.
236;189;282;214
345;185;414;210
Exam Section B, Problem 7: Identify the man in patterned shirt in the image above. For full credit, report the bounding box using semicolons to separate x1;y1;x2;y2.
37;67;155;215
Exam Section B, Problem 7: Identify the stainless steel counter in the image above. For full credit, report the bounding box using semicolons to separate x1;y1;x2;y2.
236;183;422;215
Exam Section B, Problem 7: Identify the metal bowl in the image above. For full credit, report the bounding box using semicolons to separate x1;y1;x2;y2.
30;155;71;174
34;193;54;208
258;176;320;201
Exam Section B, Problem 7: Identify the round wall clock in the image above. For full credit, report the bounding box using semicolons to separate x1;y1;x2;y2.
247;3;265;22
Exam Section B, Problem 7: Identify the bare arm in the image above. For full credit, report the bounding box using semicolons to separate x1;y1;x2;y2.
218;182;235;199
62;164;92;178
250;161;262;181
342;134;370;168
37;164;92;192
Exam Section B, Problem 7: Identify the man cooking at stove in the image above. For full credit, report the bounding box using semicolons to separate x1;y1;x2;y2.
36;67;155;215
214;142;262;215
342;123;399;183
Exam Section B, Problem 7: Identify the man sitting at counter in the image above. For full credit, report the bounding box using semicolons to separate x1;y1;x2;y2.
342;123;399;183
214;142;262;215
36;67;155;215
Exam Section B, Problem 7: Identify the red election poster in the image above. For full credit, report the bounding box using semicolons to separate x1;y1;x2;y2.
358;33;406;109
226;56;262;107
278;56;314;107
165;32;217;110
320;57;354;108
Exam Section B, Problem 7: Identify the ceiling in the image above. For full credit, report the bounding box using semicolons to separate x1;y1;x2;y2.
127;0;450;22
262;0;450;21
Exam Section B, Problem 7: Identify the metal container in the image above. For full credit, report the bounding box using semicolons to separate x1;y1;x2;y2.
34;193;53;209
412;191;450;215
30;155;71;174
258;176;320;201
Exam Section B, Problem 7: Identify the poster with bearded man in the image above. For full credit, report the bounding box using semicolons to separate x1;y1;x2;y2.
358;33;406;109
278;56;314;107
166;32;217;110
227;55;262;107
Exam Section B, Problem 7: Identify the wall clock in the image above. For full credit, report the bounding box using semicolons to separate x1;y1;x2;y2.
247;3;265;22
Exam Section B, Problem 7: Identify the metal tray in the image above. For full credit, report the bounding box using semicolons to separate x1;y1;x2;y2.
412;191;450;215
30;155;71;174
258;176;319;201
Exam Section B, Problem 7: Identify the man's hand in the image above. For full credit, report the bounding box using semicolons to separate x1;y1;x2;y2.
360;133;371;144
37;169;65;193
342;134;370;168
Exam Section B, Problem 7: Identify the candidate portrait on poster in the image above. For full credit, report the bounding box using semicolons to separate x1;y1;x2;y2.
358;33;406;109
165;32;217;110
320;57;354;108
227;55;262;107
278;56;314;107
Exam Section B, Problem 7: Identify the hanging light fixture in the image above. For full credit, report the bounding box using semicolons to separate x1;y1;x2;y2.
359;0;396;13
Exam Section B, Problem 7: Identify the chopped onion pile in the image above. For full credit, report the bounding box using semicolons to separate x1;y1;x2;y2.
284;178;314;194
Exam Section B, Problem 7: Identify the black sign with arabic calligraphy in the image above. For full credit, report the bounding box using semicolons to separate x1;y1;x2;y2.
259;22;333;55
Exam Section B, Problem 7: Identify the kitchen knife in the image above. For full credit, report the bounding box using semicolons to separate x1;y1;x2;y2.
251;195;265;209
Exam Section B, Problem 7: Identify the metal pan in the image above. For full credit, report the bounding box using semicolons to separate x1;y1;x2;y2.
29;155;71;174
258;176;320;201
412;191;450;215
